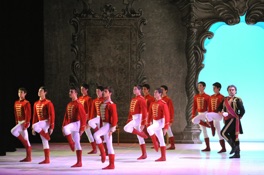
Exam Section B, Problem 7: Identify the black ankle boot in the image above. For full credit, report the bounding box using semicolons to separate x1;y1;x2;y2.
227;139;235;154
229;146;240;159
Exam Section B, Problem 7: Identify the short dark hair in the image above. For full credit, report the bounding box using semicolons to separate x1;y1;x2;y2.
18;87;27;93
96;85;104;91
39;86;47;93
81;83;89;90
198;81;206;87
104;86;113;94
70;86;79;93
134;84;142;90
227;85;237;92
142;84;150;90
160;85;168;91
213;82;221;89
155;87;163;94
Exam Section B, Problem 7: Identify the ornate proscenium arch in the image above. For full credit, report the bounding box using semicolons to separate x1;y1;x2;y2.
174;0;264;143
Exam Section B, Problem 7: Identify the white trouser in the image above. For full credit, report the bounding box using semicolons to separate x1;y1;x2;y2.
192;112;208;138
166;126;173;137
192;112;207;124
88;116;102;142
11;120;31;146
62;121;82;150
93;122;114;154
85;127;94;143
147;118;166;146
206;112;224;139
32;120;50;149
124;114;145;145
88;116;101;129
200;125;208;139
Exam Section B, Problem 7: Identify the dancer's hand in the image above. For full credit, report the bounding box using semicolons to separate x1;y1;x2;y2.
140;125;144;131
108;131;113;137
163;128;167;136
223;112;228;117
79;130;84;136
23;122;30;130
49;128;53;135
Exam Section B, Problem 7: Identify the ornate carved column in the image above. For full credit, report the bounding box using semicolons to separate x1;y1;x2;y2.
182;24;202;143
246;0;264;25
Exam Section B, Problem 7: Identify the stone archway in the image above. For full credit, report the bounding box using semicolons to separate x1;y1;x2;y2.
174;0;264;143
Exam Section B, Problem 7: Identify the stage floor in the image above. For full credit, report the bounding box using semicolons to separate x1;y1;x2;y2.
0;142;263;175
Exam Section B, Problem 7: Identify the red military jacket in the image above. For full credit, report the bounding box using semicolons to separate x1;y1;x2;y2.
144;94;155;126
148;99;170;130
127;95;147;126
78;95;93;122
62;100;87;132
32;99;55;129
192;92;210;118
100;101;118;128
14;99;31;127
144;94;155;110
89;97;104;120
208;93;224;112
162;96;175;124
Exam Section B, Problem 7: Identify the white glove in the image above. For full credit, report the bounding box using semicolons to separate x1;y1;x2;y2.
223;112;228;117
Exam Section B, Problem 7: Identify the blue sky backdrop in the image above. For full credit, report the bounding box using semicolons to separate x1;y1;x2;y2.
199;15;264;142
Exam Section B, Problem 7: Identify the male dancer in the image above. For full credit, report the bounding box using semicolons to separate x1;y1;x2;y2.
124;85;148;160
147;88;170;161
88;85;105;154
62;86;86;167
32;86;55;164
93;86;118;169
191;81;211;151
142;84;155;111
217;85;245;158
11;87;32;162
78;83;94;154
142;84;155;136
205;82;226;153
160;85;175;150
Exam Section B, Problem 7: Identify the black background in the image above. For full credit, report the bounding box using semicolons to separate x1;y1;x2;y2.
1;0;44;155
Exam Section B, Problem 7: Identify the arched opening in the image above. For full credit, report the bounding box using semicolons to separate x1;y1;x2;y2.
199;15;264;142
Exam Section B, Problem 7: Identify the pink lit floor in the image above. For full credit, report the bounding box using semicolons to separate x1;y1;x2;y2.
0;142;263;175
